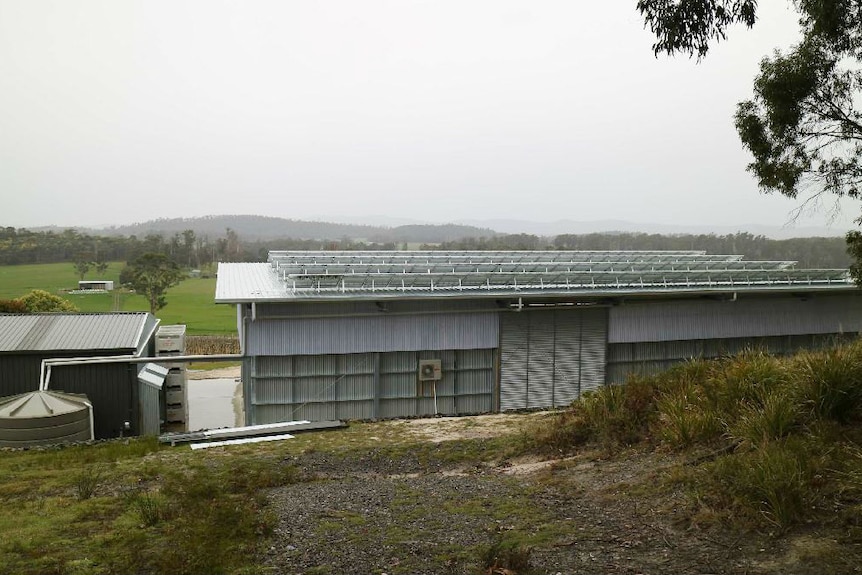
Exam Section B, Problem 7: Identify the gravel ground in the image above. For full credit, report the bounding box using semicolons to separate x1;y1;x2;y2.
262;440;806;575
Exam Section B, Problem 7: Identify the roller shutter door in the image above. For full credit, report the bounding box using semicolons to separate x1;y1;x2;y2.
579;308;608;395
499;312;529;411
499;307;608;410
527;311;555;409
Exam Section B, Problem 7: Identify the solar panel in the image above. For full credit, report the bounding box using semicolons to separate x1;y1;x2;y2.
258;250;852;297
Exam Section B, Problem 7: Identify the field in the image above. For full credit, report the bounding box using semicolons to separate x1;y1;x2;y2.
0;262;236;334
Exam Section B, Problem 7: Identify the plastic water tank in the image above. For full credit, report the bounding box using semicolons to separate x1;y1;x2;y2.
0;391;93;447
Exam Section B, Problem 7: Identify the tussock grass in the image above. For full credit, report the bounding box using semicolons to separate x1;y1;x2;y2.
478;536;533;574
527;340;862;530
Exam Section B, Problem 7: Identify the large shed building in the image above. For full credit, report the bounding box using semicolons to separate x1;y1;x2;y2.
216;250;861;425
0;312;160;438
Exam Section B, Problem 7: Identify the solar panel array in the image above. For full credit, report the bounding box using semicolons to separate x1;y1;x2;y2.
264;251;852;297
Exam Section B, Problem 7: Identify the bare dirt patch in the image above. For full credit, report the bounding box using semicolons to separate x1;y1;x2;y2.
262;414;855;574
394;411;548;443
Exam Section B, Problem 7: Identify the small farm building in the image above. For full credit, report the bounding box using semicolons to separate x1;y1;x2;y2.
77;280;114;291
0;312;161;438
216;250;862;425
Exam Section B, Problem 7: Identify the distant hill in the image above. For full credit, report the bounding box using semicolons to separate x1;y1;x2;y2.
89;215;496;243
454;218;847;240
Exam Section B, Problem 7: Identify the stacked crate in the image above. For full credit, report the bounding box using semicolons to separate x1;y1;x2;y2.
155;325;187;426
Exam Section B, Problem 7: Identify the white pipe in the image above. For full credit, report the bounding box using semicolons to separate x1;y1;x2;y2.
136;318;162;357
86;399;95;441
40;354;244;390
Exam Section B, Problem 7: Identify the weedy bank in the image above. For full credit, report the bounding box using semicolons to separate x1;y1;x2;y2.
527;341;862;536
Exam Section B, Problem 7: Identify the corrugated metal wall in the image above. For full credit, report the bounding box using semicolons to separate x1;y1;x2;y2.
256;299;500;318
246;348;495;424
499;307;608;410
608;294;862;343
50;362;137;439
138;380;162;436
606;332;857;383
247;312;499;356
0;354;42;396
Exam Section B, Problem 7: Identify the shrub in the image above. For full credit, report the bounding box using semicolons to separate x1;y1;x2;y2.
73;466;103;500
656;383;722;447
707;439;823;529
17;289;78;312
791;345;862;423
128;491;168;527
478;537;532;575
730;389;799;446
0;298;27;313
706;350;788;417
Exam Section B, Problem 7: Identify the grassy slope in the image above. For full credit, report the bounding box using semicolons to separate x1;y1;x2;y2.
0;420;502;575
0;262;235;334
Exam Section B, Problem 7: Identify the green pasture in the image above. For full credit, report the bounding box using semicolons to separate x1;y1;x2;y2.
0;262;235;335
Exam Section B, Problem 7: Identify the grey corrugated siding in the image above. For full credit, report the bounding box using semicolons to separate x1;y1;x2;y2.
256;299;499;318
247;312;499;356
499;308;609;410
553;313;581;405
499;313;528;411
527;312;555;409
608;294;862;343
245;348;494;424
579;309;608;395
138;381;161;436
605;332;857;383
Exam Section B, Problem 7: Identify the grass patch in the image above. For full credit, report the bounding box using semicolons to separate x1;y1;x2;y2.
0;262;236;334
478;536;533;574
0;436;307;575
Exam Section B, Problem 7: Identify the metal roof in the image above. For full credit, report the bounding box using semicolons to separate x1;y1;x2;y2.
214;251;857;303
0;313;153;353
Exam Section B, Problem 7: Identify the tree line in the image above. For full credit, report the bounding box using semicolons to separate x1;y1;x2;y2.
0;226;398;267
430;232;852;269
0;226;853;270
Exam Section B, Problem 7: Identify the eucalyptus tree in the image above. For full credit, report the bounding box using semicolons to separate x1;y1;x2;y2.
638;0;862;280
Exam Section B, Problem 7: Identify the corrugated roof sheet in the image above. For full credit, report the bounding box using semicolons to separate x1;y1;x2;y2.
0;313;152;353
215;251;857;303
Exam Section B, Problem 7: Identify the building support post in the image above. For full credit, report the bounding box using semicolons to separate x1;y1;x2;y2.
372;352;381;420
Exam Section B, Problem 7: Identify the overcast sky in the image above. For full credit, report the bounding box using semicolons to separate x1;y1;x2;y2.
1;1;857;232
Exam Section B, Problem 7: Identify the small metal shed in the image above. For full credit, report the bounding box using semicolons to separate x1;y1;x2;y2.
0;312;160;439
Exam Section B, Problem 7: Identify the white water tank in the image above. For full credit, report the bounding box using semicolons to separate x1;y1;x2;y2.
0;391;93;447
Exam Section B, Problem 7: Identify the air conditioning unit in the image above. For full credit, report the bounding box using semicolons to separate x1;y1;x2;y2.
418;359;442;381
